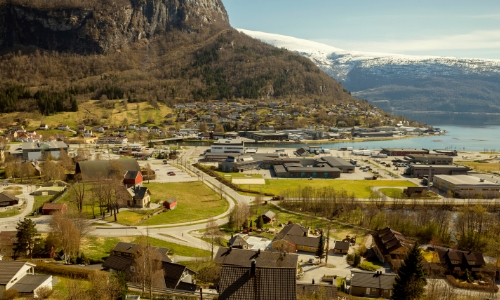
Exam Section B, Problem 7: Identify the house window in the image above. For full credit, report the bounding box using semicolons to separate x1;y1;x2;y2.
130;266;135;272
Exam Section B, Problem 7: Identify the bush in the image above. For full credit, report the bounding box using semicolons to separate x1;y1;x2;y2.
358;261;379;272
32;261;94;279
36;286;54;299
445;275;499;293
3;290;19;300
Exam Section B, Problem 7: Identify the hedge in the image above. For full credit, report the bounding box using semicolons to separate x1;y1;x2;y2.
194;163;275;197
31;261;95;279
445;275;499;293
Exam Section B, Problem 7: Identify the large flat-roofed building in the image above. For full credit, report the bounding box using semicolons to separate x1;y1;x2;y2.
211;138;245;154
272;159;341;179
22;141;68;160
380;148;429;156
433;175;500;198
405;154;453;165
246;131;288;141
321;157;355;173
405;164;470;181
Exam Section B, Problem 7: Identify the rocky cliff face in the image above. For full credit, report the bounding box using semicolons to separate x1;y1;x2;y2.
0;0;229;54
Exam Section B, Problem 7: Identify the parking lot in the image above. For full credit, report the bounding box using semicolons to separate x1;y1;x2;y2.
137;160;197;183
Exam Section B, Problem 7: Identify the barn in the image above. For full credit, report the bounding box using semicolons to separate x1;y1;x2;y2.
163;198;177;210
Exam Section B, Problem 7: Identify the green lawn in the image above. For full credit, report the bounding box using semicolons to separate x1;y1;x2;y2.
0;208;20;218
215;171;263;180
139;182;228;225
105;209;154;225
32;195;53;215
241;179;417;198
379;188;403;198
81;236;210;261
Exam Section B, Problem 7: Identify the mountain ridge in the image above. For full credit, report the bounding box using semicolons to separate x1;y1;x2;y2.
240;29;500;113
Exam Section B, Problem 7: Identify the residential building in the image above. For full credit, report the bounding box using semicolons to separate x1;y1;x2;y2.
0;193;19;207
38;124;48;130
333;241;350;254
433;175;500;198
214;247;298;300
102;242;197;292
75;159;140;181
0;261;52;299
273;223;323;253
42;203;67;215
350;270;396;299
123;171;143;188
22;141;68;160
211;139;245;154
296;283;337;300
435;248;490;278
371;227;411;271
261;211;276;224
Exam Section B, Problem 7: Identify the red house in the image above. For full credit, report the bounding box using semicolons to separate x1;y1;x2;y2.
163;198;177;210
42;203;67;215
123;171;143;188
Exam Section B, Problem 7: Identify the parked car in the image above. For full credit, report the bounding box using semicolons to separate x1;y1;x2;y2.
167;171;176;176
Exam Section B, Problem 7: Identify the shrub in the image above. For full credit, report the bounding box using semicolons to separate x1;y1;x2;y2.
36;286;54;299
32;261;94;279
445;275;499;293
3;290;19;300
358;261;379;272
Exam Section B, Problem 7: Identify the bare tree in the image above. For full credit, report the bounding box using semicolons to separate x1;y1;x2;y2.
132;235;165;298
49;209;91;263
71;176;86;213
229;202;250;231
203;217;222;259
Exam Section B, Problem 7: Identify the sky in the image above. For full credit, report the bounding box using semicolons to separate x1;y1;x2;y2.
222;0;500;60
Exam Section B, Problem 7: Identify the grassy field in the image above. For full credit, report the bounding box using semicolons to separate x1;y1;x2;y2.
456;161;500;173
2;186;23;195
215;171;263;180
378;188;403;198
242;180;417;198
80;236;210;261
139;182;228;225
0;207;20;218
32;195;53;215
105;209;154;225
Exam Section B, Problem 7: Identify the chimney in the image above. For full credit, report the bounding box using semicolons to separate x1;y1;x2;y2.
312;279;315;285
250;259;256;277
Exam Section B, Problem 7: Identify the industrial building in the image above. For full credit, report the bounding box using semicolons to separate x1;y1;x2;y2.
405;154;453;165
22;141;68;160
404;164;470;181
380;148;429;156
210;138;245;154
433;175;500;198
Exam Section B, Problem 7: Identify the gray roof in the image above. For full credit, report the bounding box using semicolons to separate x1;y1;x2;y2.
262;210;276;219
321;157;353;168
10;274;52;293
296;283;337;299
435;175;500;187
218;265;297;300
229;235;249;247
0;261;34;284
334;241;350;250
21;141;67;151
75;159;140;181
285;235;320;248
214;248;298;269
111;242;171;262
124;170;140;180
350;270;396;290
276;224;308;240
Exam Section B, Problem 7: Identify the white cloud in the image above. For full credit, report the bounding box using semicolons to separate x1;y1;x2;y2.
316;30;500;54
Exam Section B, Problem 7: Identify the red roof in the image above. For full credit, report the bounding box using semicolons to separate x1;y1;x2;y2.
42;203;66;210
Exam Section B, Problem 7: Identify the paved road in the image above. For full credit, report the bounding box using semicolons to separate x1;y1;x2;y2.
0;184;35;227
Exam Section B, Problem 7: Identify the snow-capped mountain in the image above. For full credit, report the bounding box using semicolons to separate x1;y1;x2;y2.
239;29;500;113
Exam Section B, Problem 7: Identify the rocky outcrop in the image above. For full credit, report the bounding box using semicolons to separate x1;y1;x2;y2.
0;0;229;54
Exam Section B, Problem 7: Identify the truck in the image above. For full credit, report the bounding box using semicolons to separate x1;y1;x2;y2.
365;175;378;180
321;148;331;154
350;159;357;165
352;150;363;156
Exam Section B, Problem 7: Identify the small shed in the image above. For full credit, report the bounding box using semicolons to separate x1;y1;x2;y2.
42;203;67;215
261;210;276;224
163;198;177;210
333;241;350;254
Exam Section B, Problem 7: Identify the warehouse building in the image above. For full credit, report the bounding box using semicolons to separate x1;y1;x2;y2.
404;164;470;181
380;148;429;156
405;154;453;165
433;175;500;198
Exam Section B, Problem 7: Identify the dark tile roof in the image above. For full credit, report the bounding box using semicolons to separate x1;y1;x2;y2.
372;227;411;255
0;192;18;202
76;159;140;181
350;270;396;290
218;265;297;300
275;224;308;240
124;170;140;180
334;241;350;250
0;231;17;246
0;261;34;284
296;283;337;300
162;262;196;290
214;248;298;269
110;242;171;263
285;235;320;248
10;274;52;293
437;248;486;268
102;255;133;272
229;235;249;248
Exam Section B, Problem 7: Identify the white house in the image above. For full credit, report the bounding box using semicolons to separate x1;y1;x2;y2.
0;261;52;299
56;124;70;131
39;124;48;130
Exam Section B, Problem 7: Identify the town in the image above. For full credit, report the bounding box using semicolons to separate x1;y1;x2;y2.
1;120;500;299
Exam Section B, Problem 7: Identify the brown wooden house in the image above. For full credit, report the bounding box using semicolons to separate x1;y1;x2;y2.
371;227;411;271
350;270;396;299
41;203;67;215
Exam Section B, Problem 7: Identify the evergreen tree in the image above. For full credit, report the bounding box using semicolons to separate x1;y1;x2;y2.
14;218;39;259
315;231;325;263
255;215;264;229
392;242;427;300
